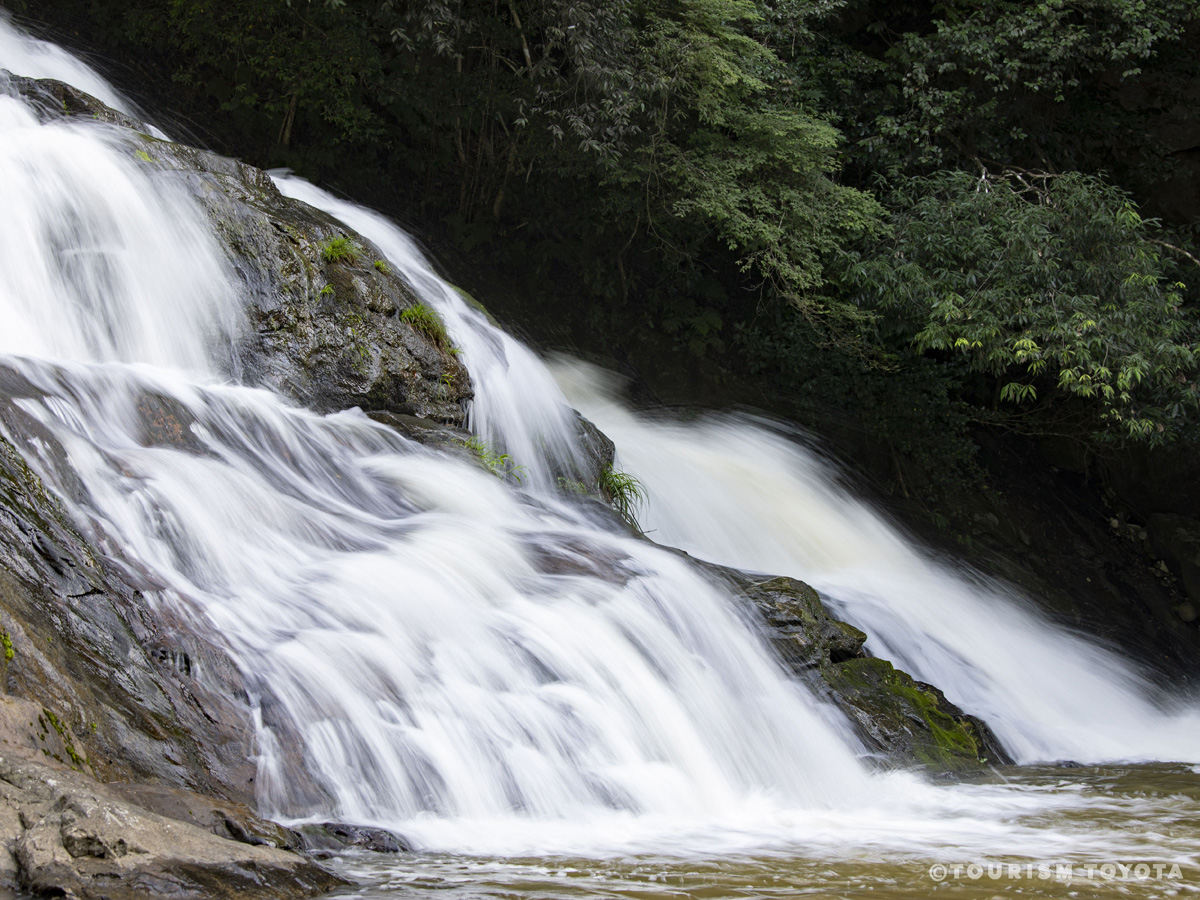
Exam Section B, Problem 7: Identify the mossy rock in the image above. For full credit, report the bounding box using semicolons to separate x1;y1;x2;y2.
723;569;1008;772
819;657;1005;773
744;576;867;668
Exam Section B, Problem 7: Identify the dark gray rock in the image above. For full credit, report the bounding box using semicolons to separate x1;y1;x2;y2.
719;570;1010;771
0;71;143;129
0;396;259;802
738;575;867;668
296;823;411;855
572;411;616;489
144;138;473;424
4;72;473;427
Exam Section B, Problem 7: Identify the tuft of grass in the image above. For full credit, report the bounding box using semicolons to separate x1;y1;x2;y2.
463;436;526;484
599;464;645;529
373;259;391;274
320;235;363;264
400;303;453;353
319;284;335;298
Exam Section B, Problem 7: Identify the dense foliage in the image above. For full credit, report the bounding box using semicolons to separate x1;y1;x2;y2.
845;170;1198;443
11;0;1200;491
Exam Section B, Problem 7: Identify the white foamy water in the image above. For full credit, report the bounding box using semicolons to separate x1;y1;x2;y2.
0;13;140;116
0;96;240;372
555;360;1200;766
1;14;1197;869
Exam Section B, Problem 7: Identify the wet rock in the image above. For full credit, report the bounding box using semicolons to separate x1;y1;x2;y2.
146;139;473;425
723;570;1005;772
0;751;345;899
366;410;477;464
0;71;143;129
739;576;867;668
104;783;303;850
572;411;616;489
818;658;1010;772
0;412;261;803
297;823;411;854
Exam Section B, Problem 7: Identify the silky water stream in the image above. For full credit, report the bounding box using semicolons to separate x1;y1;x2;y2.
1;14;1198;898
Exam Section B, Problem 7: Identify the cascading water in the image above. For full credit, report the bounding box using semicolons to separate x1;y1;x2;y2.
555;361;1200;766
269;176;588;494
0;9;877;855
2;14;1199;889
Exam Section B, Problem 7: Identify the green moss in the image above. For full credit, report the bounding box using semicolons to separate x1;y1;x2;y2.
461;436;525;484
0;627;13;693
41;707;87;771
822;657;983;771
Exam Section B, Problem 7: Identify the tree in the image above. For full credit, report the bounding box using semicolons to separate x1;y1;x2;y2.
843;168;1200;444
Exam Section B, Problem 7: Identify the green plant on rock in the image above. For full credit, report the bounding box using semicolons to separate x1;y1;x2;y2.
373;259;391;274
320;235;363;264
0;628;13;693
598;464;645;529
400;303;453;353
462;436;525;484
319;284;335;298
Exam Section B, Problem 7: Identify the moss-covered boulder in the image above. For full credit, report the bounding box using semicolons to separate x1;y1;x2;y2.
743;576;867;668
819;657;1007;772
141;139;472;424
726;572;1009;773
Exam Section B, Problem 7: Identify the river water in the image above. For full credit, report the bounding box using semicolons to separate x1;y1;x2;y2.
1;13;1197;900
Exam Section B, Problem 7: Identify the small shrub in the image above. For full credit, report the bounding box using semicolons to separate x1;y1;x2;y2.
319;284;335;298
598;464;645;529
320;235;363;264
400;303;453;352
373;260;391;274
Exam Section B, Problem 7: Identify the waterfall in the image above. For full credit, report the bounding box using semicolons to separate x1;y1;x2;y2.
1;12;1197;866
554;360;1200;765
270;177;588;494
0;11;877;855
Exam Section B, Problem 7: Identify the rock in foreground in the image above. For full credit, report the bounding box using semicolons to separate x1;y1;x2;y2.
0;739;345;899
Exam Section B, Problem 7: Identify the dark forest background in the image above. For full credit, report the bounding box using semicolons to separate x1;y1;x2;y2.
7;0;1200;527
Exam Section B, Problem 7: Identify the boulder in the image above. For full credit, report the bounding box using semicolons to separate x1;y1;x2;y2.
721;571;1009;772
145;138;472;424
0;749;345;899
